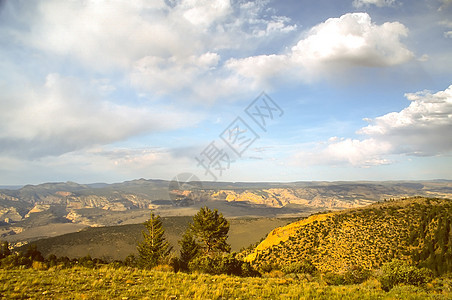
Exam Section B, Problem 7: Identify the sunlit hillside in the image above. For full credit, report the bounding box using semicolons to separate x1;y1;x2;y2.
247;197;452;275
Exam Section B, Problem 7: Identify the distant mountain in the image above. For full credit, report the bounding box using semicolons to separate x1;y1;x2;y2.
246;197;452;275
0;185;23;190
1;179;451;246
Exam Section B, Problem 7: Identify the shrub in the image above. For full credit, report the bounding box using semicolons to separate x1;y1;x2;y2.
281;260;317;275
258;263;279;273
188;253;259;276
189;255;222;275
324;272;346;286
123;254;138;268
241;261;261;277
78;255;95;268
379;259;433;291
47;254;58;267
343;265;372;284
57;256;72;268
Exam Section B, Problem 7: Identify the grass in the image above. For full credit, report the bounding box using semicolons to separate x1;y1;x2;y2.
0;266;450;299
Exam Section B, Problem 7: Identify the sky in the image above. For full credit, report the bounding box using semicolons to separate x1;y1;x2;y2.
0;0;451;185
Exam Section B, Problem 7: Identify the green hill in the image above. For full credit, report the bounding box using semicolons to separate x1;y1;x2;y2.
247;197;452;275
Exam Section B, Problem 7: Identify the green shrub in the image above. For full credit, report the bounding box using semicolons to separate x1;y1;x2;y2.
188;253;259;276
189;255;223;275
324;272;346;286
241;261;261;277
281;260;317;275
343;265;372;284
258;263;279;273
379;259;433;291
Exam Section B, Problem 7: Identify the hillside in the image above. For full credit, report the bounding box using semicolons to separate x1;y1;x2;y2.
246;197;452;275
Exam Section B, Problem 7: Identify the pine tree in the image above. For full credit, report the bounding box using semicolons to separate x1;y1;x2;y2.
137;212;172;269
190;206;230;255
178;229;200;271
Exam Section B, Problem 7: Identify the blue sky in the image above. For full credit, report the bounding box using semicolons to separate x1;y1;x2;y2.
0;0;451;185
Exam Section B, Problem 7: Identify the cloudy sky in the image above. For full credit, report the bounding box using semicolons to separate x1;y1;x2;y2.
0;0;451;185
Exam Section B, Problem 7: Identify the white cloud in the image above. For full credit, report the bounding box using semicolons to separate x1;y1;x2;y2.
0;73;202;158
130;52;221;95
0;146;197;184
292;13;413;67
359;85;452;156
227;13;414;87
252;16;297;37
9;3;412;104
225;54;291;88
353;0;396;8
294;85;452;167
294;138;393;167
2;0;298;102
19;0;182;70
180;0;232;27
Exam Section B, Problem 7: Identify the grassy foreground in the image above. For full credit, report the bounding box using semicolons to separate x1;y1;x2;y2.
0;266;450;299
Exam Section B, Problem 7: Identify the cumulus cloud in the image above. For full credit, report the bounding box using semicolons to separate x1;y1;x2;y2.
227;13;414;86
359;85;452;156
353;0;396;8
3;2;412;102
294;85;452;167
3;0;296;102
0;73;202;158
292;13;413;67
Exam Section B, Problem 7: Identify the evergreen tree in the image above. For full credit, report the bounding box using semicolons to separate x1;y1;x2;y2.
190;206;230;255
137;212;172;269
178;229;200;271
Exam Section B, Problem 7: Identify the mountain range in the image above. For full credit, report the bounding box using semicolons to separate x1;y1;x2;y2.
1;179;451;247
